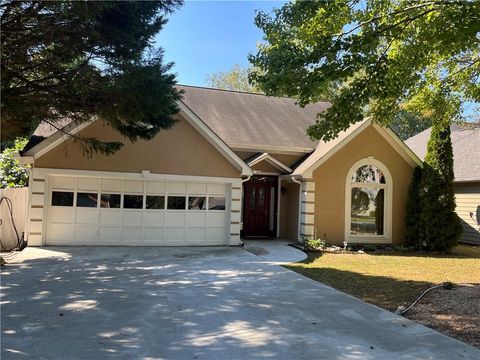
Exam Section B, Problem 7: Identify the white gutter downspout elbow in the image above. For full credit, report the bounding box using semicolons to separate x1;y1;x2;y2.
291;176;303;243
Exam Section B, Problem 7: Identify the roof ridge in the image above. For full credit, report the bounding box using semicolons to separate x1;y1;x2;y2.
176;84;331;103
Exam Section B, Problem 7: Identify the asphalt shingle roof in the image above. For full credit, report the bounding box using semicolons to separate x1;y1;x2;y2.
405;124;480;182
178;85;329;151
23;85;330;154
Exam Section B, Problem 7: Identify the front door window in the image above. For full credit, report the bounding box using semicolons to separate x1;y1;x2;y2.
243;176;277;237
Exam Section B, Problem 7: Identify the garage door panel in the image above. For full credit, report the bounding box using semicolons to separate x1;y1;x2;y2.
206;212;226;227
186;212;206;227
51;176;77;190
187;183;206;194
100;227;121;242
123;211;143;226
143;227;164;242
75;226;98;243
101;179;122;192
122;227;143;241
46;176;229;246
75;209;98;225
147;181;165;194
124;180;143;193
49;223;74;242
206;227;226;242
207;183;227;195
50;208;74;223
100;210;122;225
143;211;164;226
165;212;185;227
167;182;186;194
186;228;205;241
165;227;184;241
78;178;99;191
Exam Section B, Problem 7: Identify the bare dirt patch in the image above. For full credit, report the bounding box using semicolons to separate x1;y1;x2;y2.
405;284;480;349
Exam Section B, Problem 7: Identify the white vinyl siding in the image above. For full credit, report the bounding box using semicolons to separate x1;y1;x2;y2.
455;183;480;245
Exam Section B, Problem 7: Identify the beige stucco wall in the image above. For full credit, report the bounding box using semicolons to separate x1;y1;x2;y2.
250;160;282;173
313;125;414;245
35;115;241;178
454;182;480;244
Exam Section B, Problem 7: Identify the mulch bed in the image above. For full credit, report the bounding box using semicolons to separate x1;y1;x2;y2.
405;284;480;349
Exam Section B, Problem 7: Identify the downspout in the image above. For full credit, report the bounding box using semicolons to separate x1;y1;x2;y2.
291;176;303;243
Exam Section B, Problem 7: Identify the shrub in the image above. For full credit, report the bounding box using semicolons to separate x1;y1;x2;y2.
363;244;377;252
305;238;326;251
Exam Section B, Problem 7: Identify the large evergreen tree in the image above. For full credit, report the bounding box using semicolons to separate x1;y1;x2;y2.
421;120;463;251
405;166;423;246
1;1;183;156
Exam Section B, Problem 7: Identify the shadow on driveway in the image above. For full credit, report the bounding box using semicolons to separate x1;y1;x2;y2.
1;246;479;359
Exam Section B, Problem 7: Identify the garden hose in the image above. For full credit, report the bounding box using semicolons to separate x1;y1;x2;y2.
400;282;454;315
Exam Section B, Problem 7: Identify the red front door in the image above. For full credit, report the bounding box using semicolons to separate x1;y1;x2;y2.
243;177;277;237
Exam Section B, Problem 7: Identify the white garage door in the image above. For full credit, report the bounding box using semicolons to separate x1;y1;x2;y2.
45;176;229;246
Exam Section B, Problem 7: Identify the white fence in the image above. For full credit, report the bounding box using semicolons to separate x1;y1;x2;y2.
0;187;29;250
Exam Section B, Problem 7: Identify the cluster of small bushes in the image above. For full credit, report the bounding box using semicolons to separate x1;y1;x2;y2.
303;238;418;254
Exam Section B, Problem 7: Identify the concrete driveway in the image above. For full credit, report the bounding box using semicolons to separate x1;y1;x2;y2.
1;246;478;360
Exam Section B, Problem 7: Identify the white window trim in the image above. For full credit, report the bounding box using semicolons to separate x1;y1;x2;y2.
344;158;393;243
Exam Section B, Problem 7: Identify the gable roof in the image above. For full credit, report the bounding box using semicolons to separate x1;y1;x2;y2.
293;119;422;177
23;85;330;155
405;124;480;182
246;152;293;173
178;85;330;153
22;102;253;176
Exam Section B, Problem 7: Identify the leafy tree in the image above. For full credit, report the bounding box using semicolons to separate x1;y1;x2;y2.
1;1;183;156
206;65;260;93
0;138;29;188
208;62;429;139
249;1;479;142
405;166;423;246
421;120;462;252
391;111;433;140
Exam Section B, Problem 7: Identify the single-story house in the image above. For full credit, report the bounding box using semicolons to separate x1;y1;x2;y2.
406;124;480;245
20;85;422;247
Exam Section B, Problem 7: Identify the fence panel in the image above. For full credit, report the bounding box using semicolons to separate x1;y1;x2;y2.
0;187;29;250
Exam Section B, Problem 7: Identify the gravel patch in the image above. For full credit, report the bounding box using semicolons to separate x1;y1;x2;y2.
406;284;480;349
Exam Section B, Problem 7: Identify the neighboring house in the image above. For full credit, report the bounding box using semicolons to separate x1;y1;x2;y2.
406;124;480;245
20;85;421;247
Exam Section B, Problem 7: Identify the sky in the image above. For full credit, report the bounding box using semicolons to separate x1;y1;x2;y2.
155;1;286;87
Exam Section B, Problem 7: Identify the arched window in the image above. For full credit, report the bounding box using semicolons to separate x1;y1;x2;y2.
345;159;392;242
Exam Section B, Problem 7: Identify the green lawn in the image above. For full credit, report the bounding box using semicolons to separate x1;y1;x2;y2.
285;244;480;311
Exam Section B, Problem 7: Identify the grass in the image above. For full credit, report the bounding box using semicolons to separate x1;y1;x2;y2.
285;244;480;311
